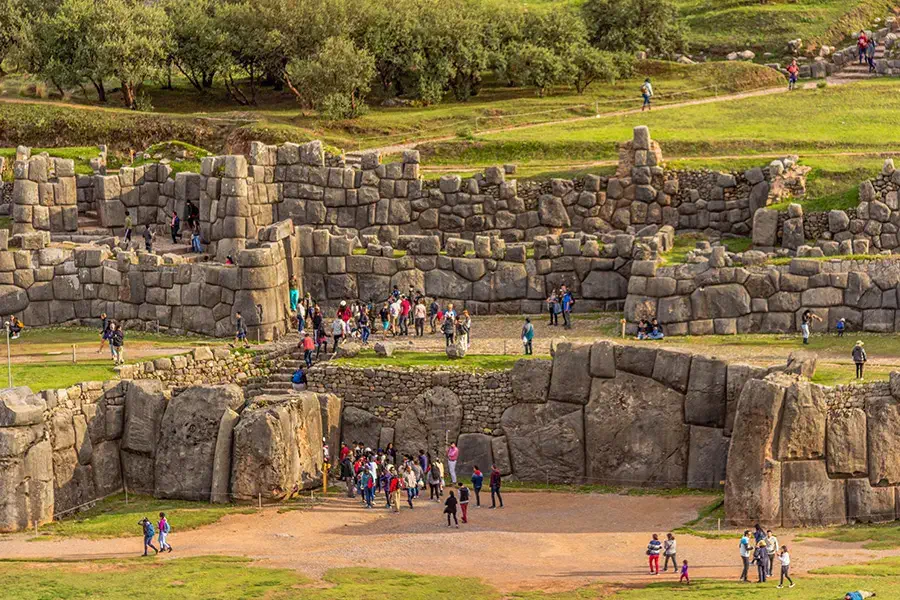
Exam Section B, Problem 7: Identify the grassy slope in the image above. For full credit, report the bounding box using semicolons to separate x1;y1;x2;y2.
2;557;900;599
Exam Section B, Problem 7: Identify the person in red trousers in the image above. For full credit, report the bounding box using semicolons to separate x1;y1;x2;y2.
647;534;662;574
458;483;470;524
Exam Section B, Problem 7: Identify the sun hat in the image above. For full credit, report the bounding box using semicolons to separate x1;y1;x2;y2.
856;340;864;345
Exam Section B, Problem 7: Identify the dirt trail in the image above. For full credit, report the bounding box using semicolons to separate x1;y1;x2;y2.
0;493;893;592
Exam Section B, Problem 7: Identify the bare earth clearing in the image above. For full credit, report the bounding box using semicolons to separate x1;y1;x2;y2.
1;493;895;593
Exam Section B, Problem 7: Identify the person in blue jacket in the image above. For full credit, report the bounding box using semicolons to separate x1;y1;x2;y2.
561;285;574;329
139;517;159;556
471;465;484;507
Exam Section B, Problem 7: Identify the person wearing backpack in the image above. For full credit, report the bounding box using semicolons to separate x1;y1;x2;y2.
641;78;654;112
158;512;173;552
111;322;125;365
139;517;159;556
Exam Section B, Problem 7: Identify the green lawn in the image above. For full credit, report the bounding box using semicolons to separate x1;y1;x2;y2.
2;556;900;599
799;522;900;550
661;234;752;265
0;146;104;179
332;350;550;371
38;493;256;539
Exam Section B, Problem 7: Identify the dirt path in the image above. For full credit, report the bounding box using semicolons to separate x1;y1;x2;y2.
0;493;893;592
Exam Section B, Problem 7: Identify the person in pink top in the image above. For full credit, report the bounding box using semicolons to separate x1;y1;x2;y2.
447;442;459;484
399;296;411;336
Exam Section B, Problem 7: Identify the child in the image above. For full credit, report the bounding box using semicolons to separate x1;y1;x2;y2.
316;326;328;358
680;559;689;584
836;317;846;337
301;332;315;367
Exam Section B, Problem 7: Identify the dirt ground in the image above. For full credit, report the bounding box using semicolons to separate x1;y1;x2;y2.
1;492;895;593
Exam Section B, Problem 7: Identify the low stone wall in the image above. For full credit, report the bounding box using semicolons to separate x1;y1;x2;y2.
625;256;900;334
11;149;78;234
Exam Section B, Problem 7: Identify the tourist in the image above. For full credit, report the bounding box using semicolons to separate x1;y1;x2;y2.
836;317;846;337
458;482;470;523
233;311;249;348
158;512;173;552
124;210;133;244
331;315;344;354
358;309;371;344
379;302;391;338
456;313;471;349
765;529;779;576
388;467;402;513
414;298;426;337
445;302;457;321
753;523;766;545
778;545;795;589
434;459;446;494
447;442;459;484
680;559;690;584
225;255;235;265
857;30;868;64
386;442;396;465
641;77;654;112
427;463;442;501
301;333;314;367
853;340;867;379
138;517;159;556
490;464;503;508
8;315;23;340
143;226;154;252
648;318;664;340
647;533;662;575
844;592;875;599
170;210;180;243
866;37;877;73
522;317;535;355
442;312;456;347
636;318;649;340
361;468;374;508
391;285;400;301
399;295;411;336
561;285;574;329
97;312;112;355
754;541;769;583
403;465;418;508
190;224;202;253
787;59;799;91
444;490;459;528
663;533;677;572
111;322;125;365
429;298;440;333
547;290;560;326
291;366;307;390
389;296;401;334
800;309;821;344
289;277;300;313
316;324;328;357
411;460;424;498
739;530;752;582
471;465;484;507
418;449;429;474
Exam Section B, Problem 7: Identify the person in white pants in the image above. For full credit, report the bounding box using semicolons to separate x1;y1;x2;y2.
447;442;459;484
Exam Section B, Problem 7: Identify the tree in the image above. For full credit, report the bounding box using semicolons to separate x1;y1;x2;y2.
215;0;286;105
285;35;375;119
355;0;422;97
163;0;226;91
567;44;632;94
505;43;564;97
582;0;686;56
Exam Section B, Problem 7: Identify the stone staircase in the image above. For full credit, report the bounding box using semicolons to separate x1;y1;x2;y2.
831;43;885;82
244;343;335;399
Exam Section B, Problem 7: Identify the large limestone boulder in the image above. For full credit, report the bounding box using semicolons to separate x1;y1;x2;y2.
0;387;46;427
685;356;727;427
317;393;343;460
230;393;324;499
154;385;245;500
0;286;29;319
691;284;751;319
211;408;239;504
777;381;826;460
725;377;786;525
340;407;382;448
52;449;94;514
581;271;627;299
652;349;692;394
752;209;778;247
548;343;592;404
781;460;846;526
501;401;584;482
491;436;512;475
510;358;551;403
826;408;867;477
866;395;900;486
456;433;493;481
91;440;122;497
847;478;895;523
585;373;688;486
687;425;729;489
538;195;571;228
394;387;463;461
0;436;53;532
725;363;767;436
120;379;166;492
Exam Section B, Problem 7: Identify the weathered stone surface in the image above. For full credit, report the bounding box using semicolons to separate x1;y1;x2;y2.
685;356;727;427
510;358;551;403
691;284;751;319
491;435;512;475
687;425;728;489
548;343;592;404
456;433;493;481
210;408;239;503
154;384;244;500
394;387;463;461
725;378;786;524
340;407;382;448
0;387;46;427
826;408;867;478
590;341;616;378
317;393;343;461
0;438;52;532
781;460;846;526
777;381;826;460
752;209;778;246
614;345;657;378
866;396;900;486
725;364;766;436
501;401;584;483
848;478;895;523
581;271;627;299
585;373;688;486
652;349;692;393
121;380;166;456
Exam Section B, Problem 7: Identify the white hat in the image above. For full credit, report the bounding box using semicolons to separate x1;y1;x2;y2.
340;300;346;306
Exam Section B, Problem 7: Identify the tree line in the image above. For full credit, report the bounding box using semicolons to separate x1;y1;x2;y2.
0;0;685;117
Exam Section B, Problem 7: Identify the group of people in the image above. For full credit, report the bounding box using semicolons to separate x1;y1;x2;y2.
646;533;689;583
123;199;202;254
857;30;878;73
97;312;126;365
138;512;173;556
338;440;505;525
634;317;664;340
801;310;871;380
545;285;575;329
738;525;793;588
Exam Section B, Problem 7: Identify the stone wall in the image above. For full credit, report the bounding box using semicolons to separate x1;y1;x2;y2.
727;373;900;526
11;148;78;234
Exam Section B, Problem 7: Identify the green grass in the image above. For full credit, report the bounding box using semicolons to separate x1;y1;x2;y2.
0;146;103;179
799;523;900;550
767;254;892;265
39;493;256;539
656;331;900;356
810;362;892;386
12;361;119;392
332;350;549;371
661;234;752;265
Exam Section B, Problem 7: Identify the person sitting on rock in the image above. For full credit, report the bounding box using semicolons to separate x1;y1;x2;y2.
647;318;665;340
635;319;649;340
8;315;23;339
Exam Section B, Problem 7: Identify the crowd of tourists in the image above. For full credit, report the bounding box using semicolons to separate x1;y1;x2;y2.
737;525;793;588
337;440;505;525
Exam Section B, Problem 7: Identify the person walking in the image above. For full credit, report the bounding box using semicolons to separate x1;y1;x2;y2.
739;530;752;582
97;313;112;356
641;77;654;112
427;464;442;501
429;298;440;334
489;464;503;508
471;465;484;507
139;517;159;556
800;309;821;344
680;560;690;585
190;224;202;253
447;443;459;485
111;322;125;365
663;533;677;572
331;316;344;355
170;211;180;244
647;534;662;575
561;285;574;329
754;540;769;583
778;545;795;589
289;277;300;313
852;341;867;379
787;59;799;91
233;311;250;348
857;30;868;64
124;210;133;244
444;490;459;528
388;468;402;513
458;482;470;523
158;512;173;552
522;317;534;355
403;465;418;509
414;298;426;337
866;37;877;73
765;529;779;577
301;333;314;367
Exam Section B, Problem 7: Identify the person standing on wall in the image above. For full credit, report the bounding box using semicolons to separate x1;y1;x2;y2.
124;210;133;245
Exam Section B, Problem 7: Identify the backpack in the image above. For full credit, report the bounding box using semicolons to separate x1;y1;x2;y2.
641;83;649;94
163;520;171;533
144;521;155;537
